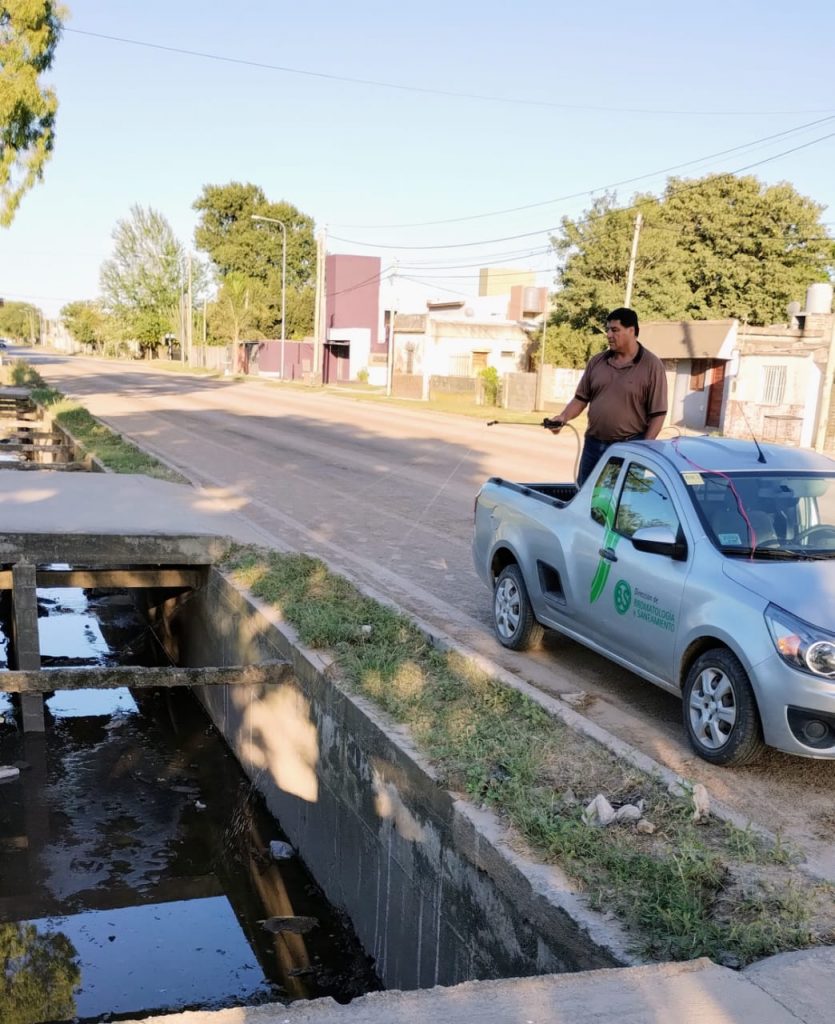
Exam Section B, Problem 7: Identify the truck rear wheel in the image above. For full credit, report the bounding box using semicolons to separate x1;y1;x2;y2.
493;564;544;651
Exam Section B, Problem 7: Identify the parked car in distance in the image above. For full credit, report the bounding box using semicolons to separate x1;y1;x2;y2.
472;436;835;766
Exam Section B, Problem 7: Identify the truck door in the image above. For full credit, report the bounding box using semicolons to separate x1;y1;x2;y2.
561;456;627;648
596;460;690;682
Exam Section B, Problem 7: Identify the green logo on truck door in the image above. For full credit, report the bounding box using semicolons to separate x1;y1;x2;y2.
614;579;632;614
589;485;621;604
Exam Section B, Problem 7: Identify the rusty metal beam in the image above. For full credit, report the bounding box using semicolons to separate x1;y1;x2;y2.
0;660;294;693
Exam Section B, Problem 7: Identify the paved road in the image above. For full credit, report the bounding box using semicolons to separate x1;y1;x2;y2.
29;351;835;879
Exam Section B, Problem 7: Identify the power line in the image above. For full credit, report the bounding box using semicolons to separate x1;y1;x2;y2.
65;27;835;118
329;128;835;252
334;115;835;229
328;267;391;297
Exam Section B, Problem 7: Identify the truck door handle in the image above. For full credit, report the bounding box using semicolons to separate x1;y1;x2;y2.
598;547;618;562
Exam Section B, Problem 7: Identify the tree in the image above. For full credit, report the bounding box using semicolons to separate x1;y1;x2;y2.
193;182;317;338
208;271;265;370
60;300;114;350
0;2;65;226
0;300;41;341
100;205;187;353
0;922;80;1024
549;174;835;366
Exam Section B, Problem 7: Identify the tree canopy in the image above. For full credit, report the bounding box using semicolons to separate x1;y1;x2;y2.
548;173;835;367
0;922;80;1024
0;299;41;340
99;205;188;351
0;1;65;226
60;300;113;350
193;182;316;340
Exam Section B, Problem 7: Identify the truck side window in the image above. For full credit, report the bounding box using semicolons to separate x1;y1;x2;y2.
589;458;623;528
615;463;680;538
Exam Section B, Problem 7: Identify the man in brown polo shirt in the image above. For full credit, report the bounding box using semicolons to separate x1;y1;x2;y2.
546;307;667;485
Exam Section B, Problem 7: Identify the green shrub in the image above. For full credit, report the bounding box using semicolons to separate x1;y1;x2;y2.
479;366;501;406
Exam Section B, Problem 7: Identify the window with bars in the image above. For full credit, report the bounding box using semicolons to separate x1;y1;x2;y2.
448;353;471;377
762;365;787;405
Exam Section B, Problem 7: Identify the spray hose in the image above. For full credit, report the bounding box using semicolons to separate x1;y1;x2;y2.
486;417;582;484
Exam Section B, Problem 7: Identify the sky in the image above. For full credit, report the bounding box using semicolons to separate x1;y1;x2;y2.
2;0;835;320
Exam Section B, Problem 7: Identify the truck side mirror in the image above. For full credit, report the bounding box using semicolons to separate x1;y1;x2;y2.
631;526;687;561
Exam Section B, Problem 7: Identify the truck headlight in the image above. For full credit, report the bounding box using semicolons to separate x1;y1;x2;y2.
765;604;835;678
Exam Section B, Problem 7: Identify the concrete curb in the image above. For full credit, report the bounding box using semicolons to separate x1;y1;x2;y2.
118;953;835;1023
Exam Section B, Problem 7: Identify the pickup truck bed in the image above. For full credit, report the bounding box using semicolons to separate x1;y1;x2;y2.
486;478;579;508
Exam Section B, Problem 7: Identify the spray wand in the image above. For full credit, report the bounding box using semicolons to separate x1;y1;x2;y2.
485;418;582;482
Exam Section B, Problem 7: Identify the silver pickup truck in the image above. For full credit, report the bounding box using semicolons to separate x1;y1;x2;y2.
472;436;835;766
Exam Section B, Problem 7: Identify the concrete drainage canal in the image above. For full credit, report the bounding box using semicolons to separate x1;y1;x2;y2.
0;582;381;1022
0;387;626;1023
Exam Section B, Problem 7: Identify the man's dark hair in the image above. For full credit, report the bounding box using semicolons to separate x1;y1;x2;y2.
606;307;639;336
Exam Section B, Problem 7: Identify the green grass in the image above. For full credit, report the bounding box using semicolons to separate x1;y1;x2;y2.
222;546;832;966
7;360;187;483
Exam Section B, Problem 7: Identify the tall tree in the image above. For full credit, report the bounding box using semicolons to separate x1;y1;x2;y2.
193;182;317;338
0;299;41;340
0;1;65;226
549;174;835;366
60;300;113;350
208;271;265;370
100;205;187;353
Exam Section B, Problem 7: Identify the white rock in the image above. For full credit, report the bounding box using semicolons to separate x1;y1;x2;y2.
583;793;616;826
0;765;20;783
636;818;656;834
692;783;711;823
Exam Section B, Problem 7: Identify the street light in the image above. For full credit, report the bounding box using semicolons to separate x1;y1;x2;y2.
251;214;287;379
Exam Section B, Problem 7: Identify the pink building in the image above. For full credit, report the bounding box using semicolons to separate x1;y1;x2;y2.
324;254;384;384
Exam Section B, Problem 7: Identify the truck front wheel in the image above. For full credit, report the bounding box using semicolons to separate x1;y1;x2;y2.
493;564;544;651
682;648;765;766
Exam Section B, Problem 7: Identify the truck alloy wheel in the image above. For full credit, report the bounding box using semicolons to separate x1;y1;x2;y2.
493;564;544;651
682;648;764;767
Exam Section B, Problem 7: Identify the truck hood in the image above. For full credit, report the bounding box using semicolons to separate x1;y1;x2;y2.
723;560;835;628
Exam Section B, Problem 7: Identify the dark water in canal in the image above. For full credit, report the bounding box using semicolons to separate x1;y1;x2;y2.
0;588;380;1022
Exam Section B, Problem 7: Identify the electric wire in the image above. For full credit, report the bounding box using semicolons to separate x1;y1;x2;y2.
334;114;835;229
329;128;835;252
65;27;835;118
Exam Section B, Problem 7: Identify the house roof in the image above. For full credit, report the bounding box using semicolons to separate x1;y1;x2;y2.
640;319;737;360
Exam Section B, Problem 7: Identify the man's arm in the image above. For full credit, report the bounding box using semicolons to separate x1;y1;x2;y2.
643;358;668;439
545;396;587;433
644;412;666;440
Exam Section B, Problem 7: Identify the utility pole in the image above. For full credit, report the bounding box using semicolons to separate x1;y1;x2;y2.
534;289;549;412
313;228;327;382
624;212;643;308
814;316;835;452
386;262;398;398
186;254;193;365
202;297;207;367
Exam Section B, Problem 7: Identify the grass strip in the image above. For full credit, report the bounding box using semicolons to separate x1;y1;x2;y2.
8;360;187;483
223;546;832;966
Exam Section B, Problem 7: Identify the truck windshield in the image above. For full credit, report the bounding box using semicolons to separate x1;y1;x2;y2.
684;470;835;558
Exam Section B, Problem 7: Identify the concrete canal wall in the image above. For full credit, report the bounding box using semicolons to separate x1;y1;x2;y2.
143;567;633;992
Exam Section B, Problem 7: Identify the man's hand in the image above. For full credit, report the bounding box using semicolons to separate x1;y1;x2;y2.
543;417;564;434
